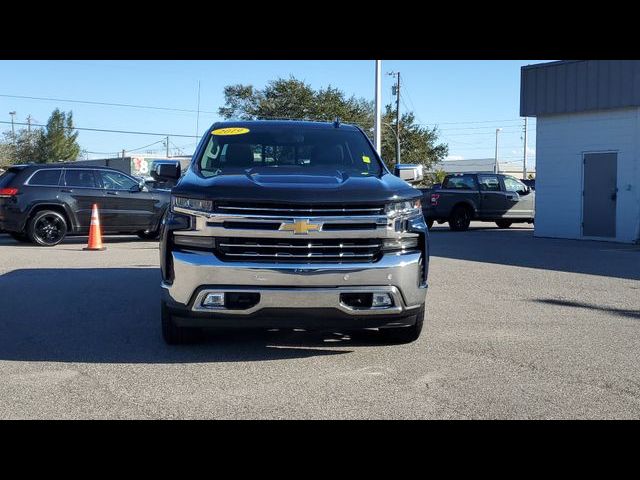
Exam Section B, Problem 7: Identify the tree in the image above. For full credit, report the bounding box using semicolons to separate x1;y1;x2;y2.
218;77;447;171
0;140;13;168
0;129;42;166
380;105;448;172
0;109;81;165
39;109;81;162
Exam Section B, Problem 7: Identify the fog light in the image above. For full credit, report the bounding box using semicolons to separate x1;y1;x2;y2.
202;292;225;308
372;293;393;308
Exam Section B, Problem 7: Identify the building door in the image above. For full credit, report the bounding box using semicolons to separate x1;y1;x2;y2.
582;152;617;238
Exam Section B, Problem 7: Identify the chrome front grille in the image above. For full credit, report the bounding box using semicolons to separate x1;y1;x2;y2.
215;203;385;216
215;237;383;263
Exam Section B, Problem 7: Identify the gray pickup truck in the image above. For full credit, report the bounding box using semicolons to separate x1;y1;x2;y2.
420;173;535;231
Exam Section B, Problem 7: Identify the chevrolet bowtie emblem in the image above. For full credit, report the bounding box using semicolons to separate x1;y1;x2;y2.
279;219;322;235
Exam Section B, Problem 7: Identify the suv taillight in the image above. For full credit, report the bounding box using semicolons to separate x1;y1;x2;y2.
0;188;18;197
430;193;440;206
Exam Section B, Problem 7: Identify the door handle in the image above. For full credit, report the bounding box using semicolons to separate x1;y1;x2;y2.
107;191;118;195
61;188;73;193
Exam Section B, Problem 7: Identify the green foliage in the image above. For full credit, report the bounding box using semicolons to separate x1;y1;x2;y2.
40;109;81;162
433;168;448;184
380;105;448;172
218;77;447;172
0;129;43;166
0;109;81;165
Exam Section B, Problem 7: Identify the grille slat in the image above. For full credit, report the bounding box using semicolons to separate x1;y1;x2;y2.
215;203;385;217
216;237;382;263
219;242;381;249
225;252;376;259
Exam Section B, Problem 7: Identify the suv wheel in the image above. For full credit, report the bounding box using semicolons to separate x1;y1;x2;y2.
377;304;425;344
27;210;68;246
495;220;512;229
449;205;472;231
10;232;31;243
161;301;202;345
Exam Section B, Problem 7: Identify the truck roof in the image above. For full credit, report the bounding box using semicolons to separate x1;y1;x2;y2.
209;119;361;131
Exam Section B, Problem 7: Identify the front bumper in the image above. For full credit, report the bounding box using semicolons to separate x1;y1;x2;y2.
162;250;427;328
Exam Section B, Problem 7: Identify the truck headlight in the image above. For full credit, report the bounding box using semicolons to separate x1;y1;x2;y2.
385;199;422;218
171;196;213;213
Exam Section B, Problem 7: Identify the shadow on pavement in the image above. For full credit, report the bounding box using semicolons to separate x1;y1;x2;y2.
429;228;640;280
533;298;640;320
0;233;152;247
0;268;378;364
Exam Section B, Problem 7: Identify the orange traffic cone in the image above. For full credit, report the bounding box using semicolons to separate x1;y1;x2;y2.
83;204;106;251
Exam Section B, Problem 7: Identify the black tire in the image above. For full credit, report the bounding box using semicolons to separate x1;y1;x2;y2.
377;304;425;344
9;232;31;243
448;205;472;231
426;219;434;230
27;210;68;246
161;301;202;345
137;229;161;240
495;220;512;229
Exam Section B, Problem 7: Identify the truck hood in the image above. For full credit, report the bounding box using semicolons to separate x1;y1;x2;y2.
172;167;421;205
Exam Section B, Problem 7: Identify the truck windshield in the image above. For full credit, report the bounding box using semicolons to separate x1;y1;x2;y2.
197;127;382;178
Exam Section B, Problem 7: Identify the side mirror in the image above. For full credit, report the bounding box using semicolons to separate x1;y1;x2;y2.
393;164;424;184
130;182;143;192
151;161;181;181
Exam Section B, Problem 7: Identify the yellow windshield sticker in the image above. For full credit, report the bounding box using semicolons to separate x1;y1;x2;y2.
211;127;250;136
362;155;371;163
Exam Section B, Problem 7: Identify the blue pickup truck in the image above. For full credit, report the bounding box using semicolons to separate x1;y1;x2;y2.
420;173;535;231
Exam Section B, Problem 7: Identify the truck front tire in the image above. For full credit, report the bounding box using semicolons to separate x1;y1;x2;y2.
377;304;425;344
161;301;202;345
495;220;512;228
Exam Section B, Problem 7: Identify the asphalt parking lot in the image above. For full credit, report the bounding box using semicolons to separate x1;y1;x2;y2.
1;222;639;419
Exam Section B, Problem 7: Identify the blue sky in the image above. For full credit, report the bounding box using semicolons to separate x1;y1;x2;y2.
0;60;551;169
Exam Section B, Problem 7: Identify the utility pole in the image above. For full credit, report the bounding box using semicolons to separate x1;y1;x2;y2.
166;136;170;157
388;71;401;164
494;128;502;174
374;61;382;154
9;111;16;139
523;117;528;179
122;149;126;159
26;115;32;133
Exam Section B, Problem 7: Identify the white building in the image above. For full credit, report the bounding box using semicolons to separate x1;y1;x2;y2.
435;158;535;178
521;60;640;243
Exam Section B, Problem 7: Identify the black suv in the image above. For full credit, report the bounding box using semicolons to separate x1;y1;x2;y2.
0;163;171;246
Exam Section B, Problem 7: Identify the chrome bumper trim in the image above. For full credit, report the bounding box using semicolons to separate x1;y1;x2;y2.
190;286;412;315
162;250;427;309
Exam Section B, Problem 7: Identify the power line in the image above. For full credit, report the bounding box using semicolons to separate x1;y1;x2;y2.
421;118;525;126
0;93;218;115
437;124;535;132
441;129;528;137
0;120;199;138
126;140;166;153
